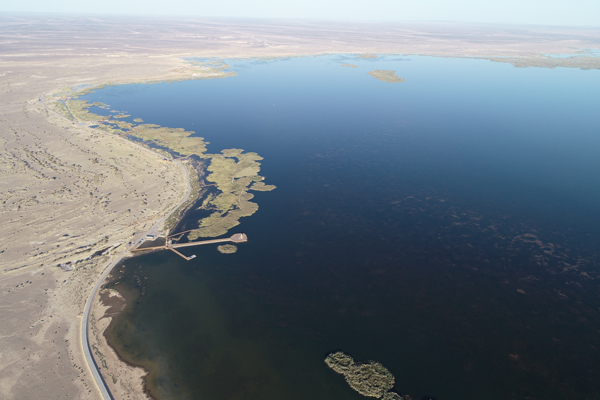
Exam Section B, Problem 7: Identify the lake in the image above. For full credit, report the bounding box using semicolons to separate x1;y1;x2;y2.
83;55;600;400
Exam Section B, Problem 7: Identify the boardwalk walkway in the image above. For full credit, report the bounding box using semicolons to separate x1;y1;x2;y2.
130;233;247;259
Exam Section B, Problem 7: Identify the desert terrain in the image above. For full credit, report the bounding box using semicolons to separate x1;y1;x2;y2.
0;14;599;400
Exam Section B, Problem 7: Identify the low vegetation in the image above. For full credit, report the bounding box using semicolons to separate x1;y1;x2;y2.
47;66;276;241
188;149;275;240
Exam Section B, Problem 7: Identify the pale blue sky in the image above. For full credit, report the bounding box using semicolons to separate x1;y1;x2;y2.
3;0;599;27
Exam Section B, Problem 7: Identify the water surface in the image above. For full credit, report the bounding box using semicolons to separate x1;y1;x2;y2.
85;55;600;400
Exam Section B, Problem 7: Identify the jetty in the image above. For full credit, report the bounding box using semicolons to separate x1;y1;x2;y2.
130;233;247;260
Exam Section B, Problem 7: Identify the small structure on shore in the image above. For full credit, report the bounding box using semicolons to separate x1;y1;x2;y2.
58;261;74;271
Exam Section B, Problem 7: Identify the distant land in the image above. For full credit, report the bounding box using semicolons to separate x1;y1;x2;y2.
0;14;599;400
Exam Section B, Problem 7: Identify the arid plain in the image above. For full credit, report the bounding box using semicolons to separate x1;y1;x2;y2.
1;14;599;400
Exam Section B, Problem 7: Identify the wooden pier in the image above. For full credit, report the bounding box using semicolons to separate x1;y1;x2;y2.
130;233;247;260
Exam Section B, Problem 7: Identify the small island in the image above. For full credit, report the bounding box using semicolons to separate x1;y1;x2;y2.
325;351;399;398
341;64;359;68
217;244;237;254
367;70;406;83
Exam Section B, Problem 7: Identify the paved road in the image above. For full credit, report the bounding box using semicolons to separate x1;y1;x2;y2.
80;159;191;400
41;92;192;400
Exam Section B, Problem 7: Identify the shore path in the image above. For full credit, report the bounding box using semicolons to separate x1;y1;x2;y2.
41;93;193;400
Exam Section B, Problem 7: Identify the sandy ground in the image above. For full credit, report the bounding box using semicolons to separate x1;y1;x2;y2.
0;59;190;399
88;288;150;400
1;14;599;400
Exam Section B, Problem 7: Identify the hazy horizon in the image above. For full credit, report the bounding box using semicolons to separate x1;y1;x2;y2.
2;0;599;28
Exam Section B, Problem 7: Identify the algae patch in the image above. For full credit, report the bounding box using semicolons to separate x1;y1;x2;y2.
325;351;402;399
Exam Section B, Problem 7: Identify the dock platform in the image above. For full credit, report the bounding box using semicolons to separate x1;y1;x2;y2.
130;233;248;260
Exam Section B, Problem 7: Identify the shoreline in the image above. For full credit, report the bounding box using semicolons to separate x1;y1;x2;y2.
27;54;251;399
42;81;195;400
45;59;258;400
68;66;274;398
89;273;154;400
89;184;210;400
84;158;205;400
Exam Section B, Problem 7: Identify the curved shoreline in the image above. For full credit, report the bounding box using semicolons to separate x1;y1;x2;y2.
81;158;191;400
42;62;274;398
42;91;193;399
47;65;273;399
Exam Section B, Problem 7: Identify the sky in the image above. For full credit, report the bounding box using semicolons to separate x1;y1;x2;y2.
2;0;599;27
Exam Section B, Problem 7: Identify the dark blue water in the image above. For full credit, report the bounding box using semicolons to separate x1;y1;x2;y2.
85;55;600;400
